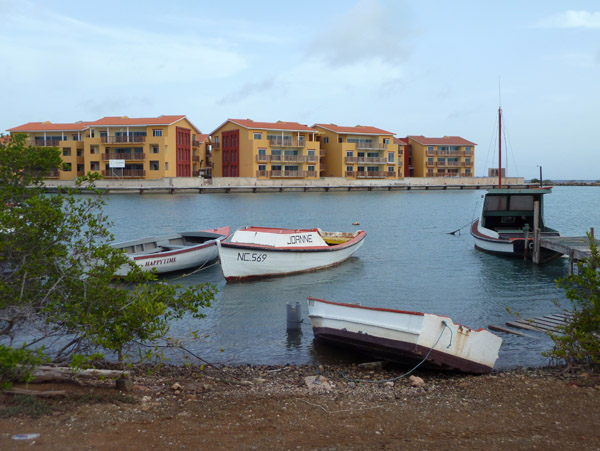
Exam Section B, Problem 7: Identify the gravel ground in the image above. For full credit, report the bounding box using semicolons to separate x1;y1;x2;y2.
1;363;599;450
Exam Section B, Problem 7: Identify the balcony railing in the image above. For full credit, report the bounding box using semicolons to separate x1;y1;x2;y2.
270;170;308;178
101;153;145;161
256;170;269;177
32;139;62;147
345;171;356;177
436;161;461;167
306;155;318;163
212;141;220;149
192;155;200;162
345;156;358;163
101;169;146;178
356;171;392;179
356;157;389;164
268;137;305;148
101;135;146;144
47;170;60;178
355;142;388;150
305;170;317;178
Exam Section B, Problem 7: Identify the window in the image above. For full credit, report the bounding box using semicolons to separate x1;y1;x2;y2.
90;146;98;154
307;149;315;156
367;152;378;158
150;161;159;171
100;132;107;138
165;145;168;154
338;137;343;143
428;157;434;163
427;146;433;151
388;166;394;172
271;165;281;171
346;166;353;172
63;148;71;157
388;152;394;163
383;138;390;144
308;165;315;171
258;164;266;171
90;161;99;171
258;148;266;155
253;133;262;140
77;149;82;157
465;158;471;163
465;168;471;174
63;163;72;171
165;162;169;170
152;129;163;137
323;137;329;144
346;151;353;157
151;145;159;154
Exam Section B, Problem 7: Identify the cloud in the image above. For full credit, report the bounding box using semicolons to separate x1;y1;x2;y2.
536;10;600;29
307;0;410;66
217;78;277;105
0;3;247;87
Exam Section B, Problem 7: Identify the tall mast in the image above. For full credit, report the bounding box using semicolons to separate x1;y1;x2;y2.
498;106;502;189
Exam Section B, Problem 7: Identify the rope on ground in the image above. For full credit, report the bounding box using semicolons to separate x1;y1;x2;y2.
338;320;452;384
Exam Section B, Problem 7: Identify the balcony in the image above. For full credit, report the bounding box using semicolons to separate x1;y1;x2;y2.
355;142;388;151
356;171;392;179
345;156;358;163
256;170;269;177
426;161;435;167
356;157;389;164
101;152;145;161
32;139;62;147
46;170;60;179
212;141;220;149
306;155;318;163
257;154;268;163
192;155;200;162
101;169;146;178
270;170;308;178
305;170;317;178
436;161;461;167
101;135;146;144
437;150;464;157
268;137;305;148
345;171;356;177
283;155;307;162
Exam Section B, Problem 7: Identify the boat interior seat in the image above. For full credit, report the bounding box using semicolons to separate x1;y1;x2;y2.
161;244;186;250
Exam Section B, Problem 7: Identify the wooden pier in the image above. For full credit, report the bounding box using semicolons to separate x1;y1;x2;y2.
489;312;573;336
535;229;597;273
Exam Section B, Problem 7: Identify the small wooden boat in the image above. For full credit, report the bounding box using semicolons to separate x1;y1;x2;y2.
307;297;502;374
217;226;366;281
112;226;230;275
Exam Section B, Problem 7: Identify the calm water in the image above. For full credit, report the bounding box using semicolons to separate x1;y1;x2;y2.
103;186;599;369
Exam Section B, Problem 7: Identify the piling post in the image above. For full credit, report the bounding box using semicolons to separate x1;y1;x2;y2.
523;224;530;261
532;201;541;264
286;301;302;330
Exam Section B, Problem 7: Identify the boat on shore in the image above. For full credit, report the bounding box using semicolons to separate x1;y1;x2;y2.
307;297;502;374
112;226;230;275
217;226;366;281
470;104;561;261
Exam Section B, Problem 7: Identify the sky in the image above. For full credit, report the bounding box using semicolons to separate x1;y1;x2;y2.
1;0;599;180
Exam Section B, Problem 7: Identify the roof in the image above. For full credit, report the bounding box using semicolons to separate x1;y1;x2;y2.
406;135;476;146
313;123;395;136
88;115;187;127
393;137;408;145
197;134;209;143
223;119;316;133
7;121;91;132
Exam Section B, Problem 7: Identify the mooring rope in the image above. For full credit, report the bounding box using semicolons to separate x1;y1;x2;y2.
337;320;453;384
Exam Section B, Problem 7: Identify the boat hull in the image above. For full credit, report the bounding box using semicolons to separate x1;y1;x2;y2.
218;229;366;281
471;220;562;262
112;227;230;275
307;297;502;374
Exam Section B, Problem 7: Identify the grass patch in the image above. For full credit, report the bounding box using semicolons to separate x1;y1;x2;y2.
0;395;53;418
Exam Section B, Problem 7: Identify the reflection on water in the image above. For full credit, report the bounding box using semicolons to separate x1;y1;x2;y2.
100;187;598;369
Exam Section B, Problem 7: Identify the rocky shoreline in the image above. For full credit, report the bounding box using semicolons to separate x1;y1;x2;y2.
2;362;599;449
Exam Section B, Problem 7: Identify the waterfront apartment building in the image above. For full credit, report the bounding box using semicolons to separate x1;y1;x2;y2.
394;137;410;178
7;115;208;180
209;119;322;179
313;124;400;179
405;136;476;177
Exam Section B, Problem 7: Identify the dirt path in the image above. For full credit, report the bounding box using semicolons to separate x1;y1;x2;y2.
1;364;599;450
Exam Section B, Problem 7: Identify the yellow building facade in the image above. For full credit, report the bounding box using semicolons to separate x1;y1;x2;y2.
7;115;208;181
209;119;321;179
406;136;476;177
313;124;399;179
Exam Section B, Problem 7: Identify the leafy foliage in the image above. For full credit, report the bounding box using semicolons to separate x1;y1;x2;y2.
549;233;600;370
0;345;46;390
0;134;216;369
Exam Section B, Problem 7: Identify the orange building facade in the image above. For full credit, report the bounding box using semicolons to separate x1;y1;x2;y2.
405;136;476;177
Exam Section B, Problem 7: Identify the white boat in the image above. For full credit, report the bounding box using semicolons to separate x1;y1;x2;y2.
470;104;561;261
112;226;230;275
217;226;366;281
307;297;502;374
471;187;561;261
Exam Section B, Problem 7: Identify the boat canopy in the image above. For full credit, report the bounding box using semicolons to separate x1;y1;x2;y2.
230;227;328;248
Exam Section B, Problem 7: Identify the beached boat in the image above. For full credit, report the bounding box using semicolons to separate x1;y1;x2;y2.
217;226;366;281
112;226;230;275
307;297;502;374
470;104;561;261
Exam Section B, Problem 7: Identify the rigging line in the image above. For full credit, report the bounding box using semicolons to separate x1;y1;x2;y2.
447;218;476;235
337;321;452;384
